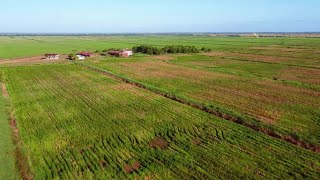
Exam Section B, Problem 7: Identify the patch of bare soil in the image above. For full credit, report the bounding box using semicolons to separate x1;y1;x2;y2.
0;55;67;65
150;137;169;149
124;161;141;174
0;56;43;65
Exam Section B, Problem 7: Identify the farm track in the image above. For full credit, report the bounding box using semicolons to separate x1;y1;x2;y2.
0;56;44;64
1;82;33;180
77;62;320;153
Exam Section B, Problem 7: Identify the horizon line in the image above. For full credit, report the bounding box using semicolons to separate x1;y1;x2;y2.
1;31;320;35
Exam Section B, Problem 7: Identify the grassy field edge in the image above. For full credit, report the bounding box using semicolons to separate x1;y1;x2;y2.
0;81;20;179
1;70;33;179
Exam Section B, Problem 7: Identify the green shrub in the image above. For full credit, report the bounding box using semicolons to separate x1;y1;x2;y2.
132;45;202;55
68;53;77;60
201;47;212;52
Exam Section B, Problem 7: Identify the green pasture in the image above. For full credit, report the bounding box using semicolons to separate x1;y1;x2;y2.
1;36;320;60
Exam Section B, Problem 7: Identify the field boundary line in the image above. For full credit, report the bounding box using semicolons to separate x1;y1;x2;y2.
76;62;320;153
1;82;33;180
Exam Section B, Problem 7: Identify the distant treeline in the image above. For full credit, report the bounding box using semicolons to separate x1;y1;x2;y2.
132;45;212;55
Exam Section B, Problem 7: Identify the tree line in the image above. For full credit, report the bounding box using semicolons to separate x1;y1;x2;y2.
132;45;212;55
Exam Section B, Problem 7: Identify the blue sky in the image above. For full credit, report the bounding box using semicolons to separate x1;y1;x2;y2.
0;0;319;33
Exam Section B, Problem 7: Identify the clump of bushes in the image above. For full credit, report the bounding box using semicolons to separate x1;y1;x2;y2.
68;53;77;60
164;45;201;53
132;45;212;55
201;47;212;52
132;46;163;55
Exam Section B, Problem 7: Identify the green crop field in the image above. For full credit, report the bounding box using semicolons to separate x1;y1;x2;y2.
0;36;320;179
1;36;320;62
83;53;320;146
1;64;320;179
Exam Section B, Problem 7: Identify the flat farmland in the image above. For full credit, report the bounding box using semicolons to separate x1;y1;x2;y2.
1;36;320;179
83;54;320;146
1;36;320;62
2;64;320;179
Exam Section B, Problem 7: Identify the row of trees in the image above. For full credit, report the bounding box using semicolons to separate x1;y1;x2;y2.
132;45;212;55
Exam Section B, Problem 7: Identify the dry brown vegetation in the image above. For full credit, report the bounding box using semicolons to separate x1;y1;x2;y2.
124;161;141;174
279;67;320;85
150;137;169;149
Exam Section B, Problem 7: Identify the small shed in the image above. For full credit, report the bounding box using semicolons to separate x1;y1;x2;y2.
76;52;92;60
122;49;133;56
44;54;59;60
108;50;121;57
107;49;133;57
